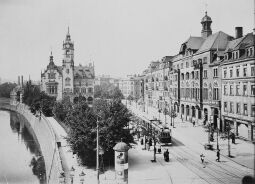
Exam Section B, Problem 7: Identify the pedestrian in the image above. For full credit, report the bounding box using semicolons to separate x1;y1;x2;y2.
193;120;195;127
216;149;220;162
141;138;144;145
149;138;152;146
200;154;205;163
231;133;236;144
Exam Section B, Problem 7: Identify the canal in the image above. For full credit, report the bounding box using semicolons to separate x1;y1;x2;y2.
0;110;46;184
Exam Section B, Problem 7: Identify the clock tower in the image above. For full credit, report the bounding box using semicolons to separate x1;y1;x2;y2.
62;27;74;95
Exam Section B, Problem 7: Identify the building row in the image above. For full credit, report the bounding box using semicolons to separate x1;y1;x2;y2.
126;12;255;141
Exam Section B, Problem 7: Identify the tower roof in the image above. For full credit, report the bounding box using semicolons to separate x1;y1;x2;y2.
201;11;212;23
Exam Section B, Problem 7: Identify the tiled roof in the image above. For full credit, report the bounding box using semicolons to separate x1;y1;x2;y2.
197;31;233;53
225;37;244;52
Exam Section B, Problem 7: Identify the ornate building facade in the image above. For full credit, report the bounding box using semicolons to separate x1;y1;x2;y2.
41;29;95;103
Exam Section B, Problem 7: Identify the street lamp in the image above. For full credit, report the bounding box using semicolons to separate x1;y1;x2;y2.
79;170;86;184
59;172;65;184
149;119;159;162
70;166;75;184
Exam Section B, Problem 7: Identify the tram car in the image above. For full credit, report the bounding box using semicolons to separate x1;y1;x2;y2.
158;127;172;145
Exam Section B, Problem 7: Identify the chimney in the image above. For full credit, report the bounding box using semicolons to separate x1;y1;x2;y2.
21;75;23;87
235;27;243;39
18;76;20;85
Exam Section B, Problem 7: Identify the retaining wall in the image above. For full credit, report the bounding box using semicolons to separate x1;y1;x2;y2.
0;102;62;184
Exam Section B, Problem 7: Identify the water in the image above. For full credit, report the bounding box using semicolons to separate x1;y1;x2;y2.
0;110;46;184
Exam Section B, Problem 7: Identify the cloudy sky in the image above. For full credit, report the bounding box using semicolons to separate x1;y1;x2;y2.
0;0;254;82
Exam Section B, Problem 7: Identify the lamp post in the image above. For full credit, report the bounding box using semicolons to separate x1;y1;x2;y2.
70;166;75;184
227;121;231;157
149;119;159;162
79;171;86;184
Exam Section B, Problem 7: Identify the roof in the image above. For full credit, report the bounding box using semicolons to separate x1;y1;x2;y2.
185;36;205;50
197;31;233;53
225;33;254;52
201;12;212;23
74;65;94;79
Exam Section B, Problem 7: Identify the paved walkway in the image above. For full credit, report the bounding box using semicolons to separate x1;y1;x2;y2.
47;117;116;184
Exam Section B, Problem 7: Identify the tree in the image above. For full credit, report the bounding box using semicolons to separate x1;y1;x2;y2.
22;81;55;117
169;109;177;126
53;97;72;121
65;98;133;166
0;82;17;98
109;87;124;100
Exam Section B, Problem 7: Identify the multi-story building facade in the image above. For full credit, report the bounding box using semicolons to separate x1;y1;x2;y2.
143;57;173;113
41;29;95;103
119;75;143;100
221;32;255;140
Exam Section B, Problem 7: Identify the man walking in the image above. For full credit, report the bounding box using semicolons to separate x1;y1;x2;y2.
216;149;220;162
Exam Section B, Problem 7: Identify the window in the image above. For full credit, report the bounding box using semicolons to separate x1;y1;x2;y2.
186;62;189;68
251;85;255;96
230;85;233;95
224;85;227;95
251;105;255;117
243;67;247;77
203;88;208;100
196;71;199;79
203;70;207;78
181;63;183;69
66;69;69;74
243;84;247;96
243;104;248;115
213;88;219;100
203;57;207;64
236;85;240;95
65;77;71;86
224;102;228;112
213;68;218;77
224;70;227;78
236;103;240;114
236;68;240;77
251;66;255;76
230;102;234;113
230;69;233;77
191;72;194;79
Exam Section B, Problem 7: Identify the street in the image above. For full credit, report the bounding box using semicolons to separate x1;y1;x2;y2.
126;102;255;184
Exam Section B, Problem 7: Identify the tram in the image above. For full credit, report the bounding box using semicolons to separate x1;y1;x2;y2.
158;127;172;145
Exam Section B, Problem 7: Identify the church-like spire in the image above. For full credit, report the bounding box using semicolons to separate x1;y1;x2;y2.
201;11;212;38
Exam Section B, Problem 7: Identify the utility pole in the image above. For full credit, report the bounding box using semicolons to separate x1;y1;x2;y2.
96;119;100;184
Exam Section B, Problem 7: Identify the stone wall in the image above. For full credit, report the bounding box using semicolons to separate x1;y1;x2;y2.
0;102;63;184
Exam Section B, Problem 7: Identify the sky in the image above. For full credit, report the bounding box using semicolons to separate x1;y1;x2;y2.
0;0;254;82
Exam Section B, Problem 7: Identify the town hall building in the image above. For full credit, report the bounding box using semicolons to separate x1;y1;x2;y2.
41;28;95;104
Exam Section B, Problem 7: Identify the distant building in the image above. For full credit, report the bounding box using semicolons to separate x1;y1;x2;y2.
41;28;95;103
95;75;120;87
119;75;143;100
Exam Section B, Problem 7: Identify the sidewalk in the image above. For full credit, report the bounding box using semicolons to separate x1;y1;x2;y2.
47;117;116;184
127;103;255;171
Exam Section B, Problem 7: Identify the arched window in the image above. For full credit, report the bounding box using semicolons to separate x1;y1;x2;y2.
65;77;71;86
213;82;219;100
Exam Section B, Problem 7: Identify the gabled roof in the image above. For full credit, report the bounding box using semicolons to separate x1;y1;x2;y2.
225;37;244;52
197;31;233;53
